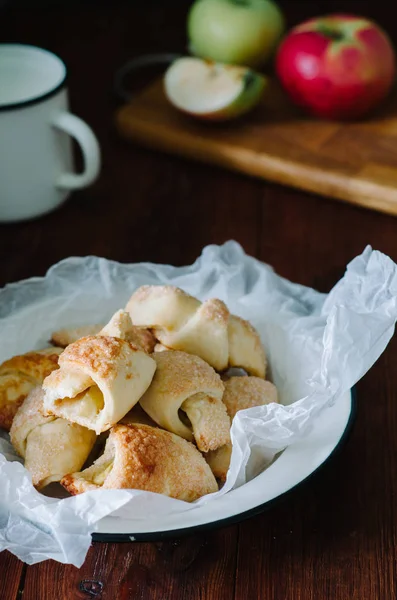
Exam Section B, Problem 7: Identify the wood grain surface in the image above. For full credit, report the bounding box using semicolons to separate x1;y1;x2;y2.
1;1;397;599
117;77;397;216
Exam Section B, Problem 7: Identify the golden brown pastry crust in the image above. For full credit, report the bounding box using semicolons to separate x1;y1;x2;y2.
128;327;156;354
43;333;157;434
10;386;51;458
10;387;96;489
120;403;158;427
50;324;104;348
51;316;156;354
205;443;232;482
222;376;278;420
0;347;62;431
126;285;266;376
205;376;279;481
153;342;169;353
61;423;218;501
98;310;156;353
139;350;230;452
227;316;267;379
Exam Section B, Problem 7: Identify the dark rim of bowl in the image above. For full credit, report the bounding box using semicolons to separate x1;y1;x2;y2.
92;388;357;543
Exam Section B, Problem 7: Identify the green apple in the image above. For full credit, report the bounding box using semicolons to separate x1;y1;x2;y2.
187;0;285;68
164;57;266;121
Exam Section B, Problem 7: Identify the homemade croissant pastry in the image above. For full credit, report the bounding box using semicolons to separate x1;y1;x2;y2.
222;376;278;418
43;311;157;434
0;346;62;431
205;376;279;481
61;423;218;501
10;387;96;489
120;403;158;427
51;315;156;354
51;324;104;348
126;285;266;377
139;350;230;452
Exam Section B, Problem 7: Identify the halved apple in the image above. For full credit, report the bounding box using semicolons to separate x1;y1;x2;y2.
164;56;266;121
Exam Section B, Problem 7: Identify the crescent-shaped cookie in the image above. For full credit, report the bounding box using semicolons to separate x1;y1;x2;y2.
43;311;157;433
120;403;158;427
0;347;62;431
10;387;96;489
139;350;230;452
51;312;156;354
221;376;278;419
61;423;218;501
126;285;266;376
205;376;279;481
50;324;104;348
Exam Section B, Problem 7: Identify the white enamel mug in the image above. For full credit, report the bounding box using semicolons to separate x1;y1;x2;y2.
0;44;101;222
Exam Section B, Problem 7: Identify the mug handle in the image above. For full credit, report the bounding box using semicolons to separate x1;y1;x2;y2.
52;112;101;190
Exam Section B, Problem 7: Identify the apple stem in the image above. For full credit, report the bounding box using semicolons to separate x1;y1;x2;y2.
243;71;255;89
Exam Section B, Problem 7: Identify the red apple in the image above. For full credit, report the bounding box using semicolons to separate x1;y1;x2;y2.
276;14;396;120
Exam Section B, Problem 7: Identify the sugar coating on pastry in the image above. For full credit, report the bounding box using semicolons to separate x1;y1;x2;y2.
156;298;229;371
127;327;156;354
0;347;62;431
98;310;130;338
205;443;232;482
51;324;104;348
51;311;156;354
120;403;158;427
126;285;266;376
153;342;169;353
204;376;279;481
43;331;156;434
98;310;156;353
227;316;267;378
10;386;54;458
61;423;218;502
10;386;96;489
126;285;229;370
183;392;231;453
139;350;230;452
127;285;201;331
222;376;278;420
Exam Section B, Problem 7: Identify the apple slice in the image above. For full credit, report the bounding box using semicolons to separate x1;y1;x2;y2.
164;57;266;121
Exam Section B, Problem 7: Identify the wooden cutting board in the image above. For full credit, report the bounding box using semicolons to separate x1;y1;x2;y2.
116;77;397;216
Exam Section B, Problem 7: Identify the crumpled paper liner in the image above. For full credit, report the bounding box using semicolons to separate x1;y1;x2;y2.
0;241;396;566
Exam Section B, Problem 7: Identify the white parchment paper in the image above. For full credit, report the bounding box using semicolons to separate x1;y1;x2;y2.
0;241;397;566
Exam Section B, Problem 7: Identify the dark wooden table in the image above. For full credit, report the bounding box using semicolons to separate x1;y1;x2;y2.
1;1;397;598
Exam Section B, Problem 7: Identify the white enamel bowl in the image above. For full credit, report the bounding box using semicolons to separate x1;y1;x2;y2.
93;389;355;541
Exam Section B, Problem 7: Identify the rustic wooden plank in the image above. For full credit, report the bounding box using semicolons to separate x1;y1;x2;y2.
242;181;397;600
0;7;261;599
258;182;397;289
116;74;397;216
0;120;262;288
22;527;238;600
1;2;397;600
234;339;397;600
16;153;258;598
0;552;24;600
